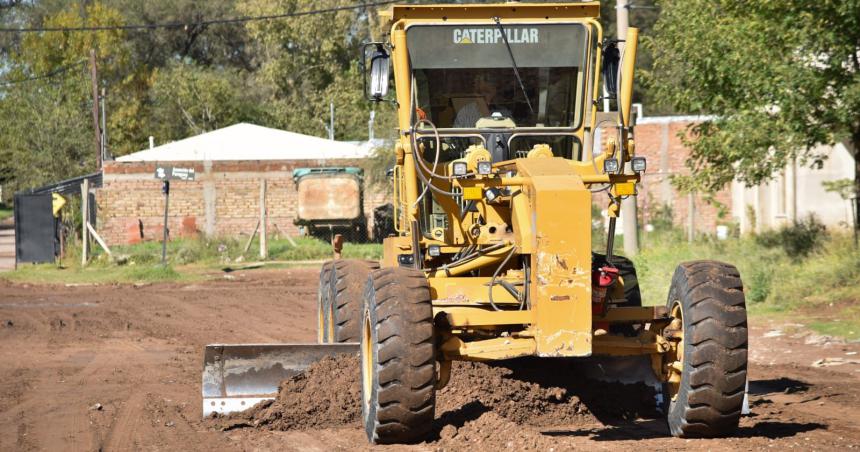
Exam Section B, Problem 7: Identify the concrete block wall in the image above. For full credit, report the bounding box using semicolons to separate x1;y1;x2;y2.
97;159;390;246
595;117;732;235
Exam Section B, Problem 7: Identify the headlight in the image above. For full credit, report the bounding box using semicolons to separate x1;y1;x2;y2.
604;158;619;174
452;161;468;176
631;156;647;173
477;160;492;175
428;245;441;257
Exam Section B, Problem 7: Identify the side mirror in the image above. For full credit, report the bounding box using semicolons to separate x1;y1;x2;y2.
601;40;620;103
366;44;390;101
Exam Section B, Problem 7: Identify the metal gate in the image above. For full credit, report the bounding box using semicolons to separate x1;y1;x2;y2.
13;193;58;265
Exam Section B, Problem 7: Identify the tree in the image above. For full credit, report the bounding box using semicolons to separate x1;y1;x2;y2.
647;0;860;233
148;61;270;141
0;1;132;192
240;0;396;141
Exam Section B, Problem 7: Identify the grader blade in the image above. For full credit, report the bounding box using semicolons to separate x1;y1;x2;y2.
202;343;358;417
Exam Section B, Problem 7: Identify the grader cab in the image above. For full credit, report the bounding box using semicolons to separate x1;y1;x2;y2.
203;2;748;444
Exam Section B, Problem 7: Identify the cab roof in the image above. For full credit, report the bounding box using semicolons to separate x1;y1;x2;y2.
383;2;600;22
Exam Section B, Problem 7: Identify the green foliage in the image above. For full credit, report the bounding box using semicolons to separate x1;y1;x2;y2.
822;178;857;201
108;235;382;265
0;0;399;194
0;204;12;221
633;227;860;323
148;61;271;141
647;0;860;196
3;262;187;284
649;203;674;231
755;215;828;258
745;267;772;305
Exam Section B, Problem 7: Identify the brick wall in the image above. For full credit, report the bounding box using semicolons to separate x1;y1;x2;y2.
97;159;390;246
597;118;732;234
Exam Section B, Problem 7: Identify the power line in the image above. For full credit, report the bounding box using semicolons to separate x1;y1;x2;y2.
0;60;85;86
0;1;400;34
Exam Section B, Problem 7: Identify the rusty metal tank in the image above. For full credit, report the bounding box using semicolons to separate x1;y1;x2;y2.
292;167;367;241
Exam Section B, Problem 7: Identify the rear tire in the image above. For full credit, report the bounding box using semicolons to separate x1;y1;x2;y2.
331;259;379;342
665;261;748;438
317;261;334;343
361;267;436;444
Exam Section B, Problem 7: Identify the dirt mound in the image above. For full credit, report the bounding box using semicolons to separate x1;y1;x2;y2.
214;353;658;438
209;353;361;431
436;360;592;427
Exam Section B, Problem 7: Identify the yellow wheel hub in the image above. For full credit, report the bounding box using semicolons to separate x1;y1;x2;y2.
361;313;373;409
664;301;685;402
317;303;325;343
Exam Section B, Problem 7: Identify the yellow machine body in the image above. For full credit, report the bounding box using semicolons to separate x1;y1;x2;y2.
378;2;657;363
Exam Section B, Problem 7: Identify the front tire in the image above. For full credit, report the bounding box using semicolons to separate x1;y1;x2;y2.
361;267;436;444
664;261;748;438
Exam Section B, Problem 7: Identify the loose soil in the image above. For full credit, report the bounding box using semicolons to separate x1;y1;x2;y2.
1;268;860;451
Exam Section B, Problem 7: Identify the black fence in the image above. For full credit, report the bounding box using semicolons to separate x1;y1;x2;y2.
13;193;58;265
13;172;101;265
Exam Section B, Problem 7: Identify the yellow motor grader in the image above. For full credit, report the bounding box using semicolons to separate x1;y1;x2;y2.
203;2;748;444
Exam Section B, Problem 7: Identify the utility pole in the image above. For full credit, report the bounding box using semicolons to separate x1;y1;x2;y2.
100;87;108;162
89;49;102;169
617;0;640;256
329;101;335;141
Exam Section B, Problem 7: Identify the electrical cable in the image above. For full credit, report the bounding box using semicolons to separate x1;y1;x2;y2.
0;60;85;86
422;243;507;273
487;246;518;311
0;1;401;33
411;149;461;197
412;118;442;207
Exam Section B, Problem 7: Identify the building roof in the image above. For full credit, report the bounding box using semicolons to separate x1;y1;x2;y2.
116;123;373;162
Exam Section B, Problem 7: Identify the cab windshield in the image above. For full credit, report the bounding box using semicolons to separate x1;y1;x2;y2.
407;23;588;130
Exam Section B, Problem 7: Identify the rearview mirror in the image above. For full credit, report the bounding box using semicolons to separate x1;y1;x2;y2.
601;40;620;103
367;44;390;101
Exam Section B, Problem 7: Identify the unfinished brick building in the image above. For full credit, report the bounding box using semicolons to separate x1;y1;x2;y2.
96;124;388;246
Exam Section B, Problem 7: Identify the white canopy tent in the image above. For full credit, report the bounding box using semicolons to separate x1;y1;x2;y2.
117;123;373;162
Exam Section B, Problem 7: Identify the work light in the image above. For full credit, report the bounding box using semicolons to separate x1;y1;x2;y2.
452;161;468;176
477;161;492;175
631;156;647;173
484;187;502;203
604;158;619;173
428;245;441;257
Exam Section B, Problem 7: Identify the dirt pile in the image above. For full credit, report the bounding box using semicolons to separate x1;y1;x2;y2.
214;354;658;438
436;360;593;427
209;353;361;431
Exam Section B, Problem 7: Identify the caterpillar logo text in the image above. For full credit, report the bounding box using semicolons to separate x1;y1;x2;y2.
453;27;539;44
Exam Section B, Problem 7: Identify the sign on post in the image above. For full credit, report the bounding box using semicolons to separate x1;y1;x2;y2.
155;166;195;264
155;166;196;181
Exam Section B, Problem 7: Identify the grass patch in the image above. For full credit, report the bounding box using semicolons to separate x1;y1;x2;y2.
2;235;381;285
3;262;193;285
0;204;12;221
632;226;860;339
104;236;382;265
808;318;860;342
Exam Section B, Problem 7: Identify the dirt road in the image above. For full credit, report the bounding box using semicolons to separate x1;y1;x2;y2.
1;268;859;451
